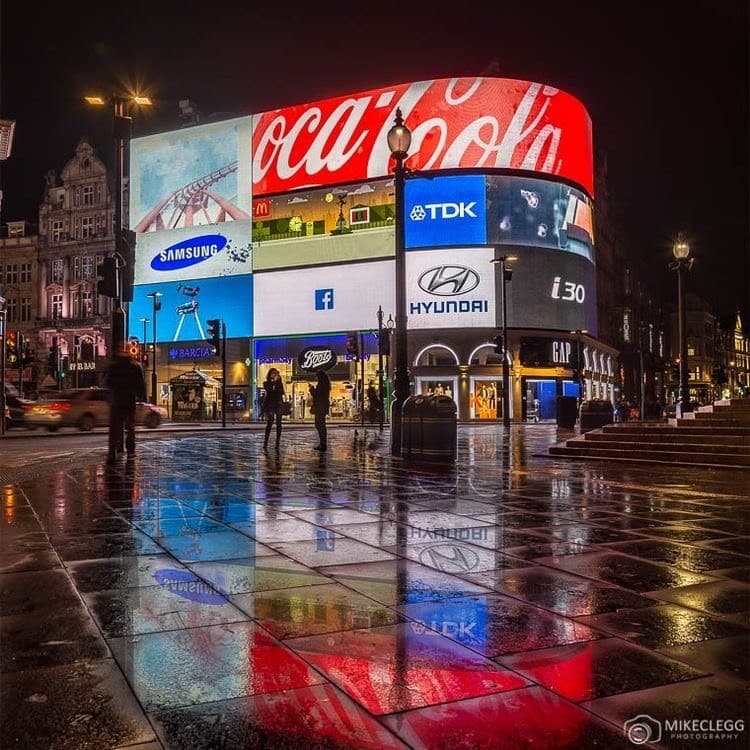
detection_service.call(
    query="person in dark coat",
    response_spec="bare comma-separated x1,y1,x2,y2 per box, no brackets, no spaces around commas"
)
262,367,285,449
309,369,331,451
105,349,147,463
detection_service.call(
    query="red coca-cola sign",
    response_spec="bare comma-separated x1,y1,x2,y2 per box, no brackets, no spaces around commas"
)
252,77,593,197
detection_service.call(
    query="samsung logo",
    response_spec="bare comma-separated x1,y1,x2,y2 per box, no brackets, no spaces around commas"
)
151,234,227,271
153,569,227,605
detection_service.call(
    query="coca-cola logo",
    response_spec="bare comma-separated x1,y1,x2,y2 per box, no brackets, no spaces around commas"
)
252,77,593,197
298,347,336,372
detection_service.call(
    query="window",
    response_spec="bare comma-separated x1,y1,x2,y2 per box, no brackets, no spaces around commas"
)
5,264,18,284
82,255,94,279
6,298,17,323
350,205,370,225
50,293,63,319
51,259,64,284
20,297,31,322
83,185,94,205
19,263,31,283
81,216,94,239
687,344,696,357
73,290,93,318
52,220,64,242
73,256,82,281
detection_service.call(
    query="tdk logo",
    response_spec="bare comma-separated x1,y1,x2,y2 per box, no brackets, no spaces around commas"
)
405,175,487,249
409,202,478,221
151,234,227,271
315,288,334,310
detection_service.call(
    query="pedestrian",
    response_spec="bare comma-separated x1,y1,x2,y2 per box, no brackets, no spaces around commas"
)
262,367,285,449
105,348,147,464
309,369,331,451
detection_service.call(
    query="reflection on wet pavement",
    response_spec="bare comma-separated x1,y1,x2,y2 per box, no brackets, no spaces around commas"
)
1,425,749,748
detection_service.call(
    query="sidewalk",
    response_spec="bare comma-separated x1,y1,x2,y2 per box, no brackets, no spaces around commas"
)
1,425,748,749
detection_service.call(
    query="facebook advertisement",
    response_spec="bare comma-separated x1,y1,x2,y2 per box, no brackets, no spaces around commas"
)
128,274,253,343
253,260,395,337
133,220,253,286
404,174,487,249
130,116,253,234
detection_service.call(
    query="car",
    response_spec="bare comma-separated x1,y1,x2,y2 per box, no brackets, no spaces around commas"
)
5,393,36,429
24,387,166,431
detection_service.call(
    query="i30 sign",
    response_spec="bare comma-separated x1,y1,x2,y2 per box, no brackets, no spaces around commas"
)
252,77,594,197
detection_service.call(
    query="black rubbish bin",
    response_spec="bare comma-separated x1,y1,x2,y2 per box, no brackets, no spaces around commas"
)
402,394,457,463
556,395,578,429
579,400,615,431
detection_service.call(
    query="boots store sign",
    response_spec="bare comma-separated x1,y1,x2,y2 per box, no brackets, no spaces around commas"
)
252,77,594,197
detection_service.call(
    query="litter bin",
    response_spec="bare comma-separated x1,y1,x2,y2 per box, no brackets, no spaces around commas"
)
579,400,615,431
402,394,457,462
556,395,578,429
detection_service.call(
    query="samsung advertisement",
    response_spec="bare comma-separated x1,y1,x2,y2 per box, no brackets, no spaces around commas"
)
129,274,253,343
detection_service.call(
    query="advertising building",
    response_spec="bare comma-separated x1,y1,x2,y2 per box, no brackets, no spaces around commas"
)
129,77,617,421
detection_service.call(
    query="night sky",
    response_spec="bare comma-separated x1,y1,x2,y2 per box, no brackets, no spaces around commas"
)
1,1,747,324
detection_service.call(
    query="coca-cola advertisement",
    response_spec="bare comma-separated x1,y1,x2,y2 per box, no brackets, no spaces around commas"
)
252,77,593,197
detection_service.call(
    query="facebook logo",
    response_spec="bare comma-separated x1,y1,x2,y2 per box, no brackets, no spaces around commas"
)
314,288,334,310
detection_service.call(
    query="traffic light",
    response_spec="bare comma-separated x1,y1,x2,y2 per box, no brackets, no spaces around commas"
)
5,330,18,364
378,328,390,356
96,256,118,298
120,229,137,302
493,334,504,355
346,331,360,360
207,319,221,350
128,338,140,359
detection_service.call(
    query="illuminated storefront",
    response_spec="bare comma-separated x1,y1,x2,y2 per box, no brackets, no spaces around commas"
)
129,76,614,421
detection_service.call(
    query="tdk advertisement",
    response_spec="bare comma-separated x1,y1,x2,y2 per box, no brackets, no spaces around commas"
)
404,174,487,249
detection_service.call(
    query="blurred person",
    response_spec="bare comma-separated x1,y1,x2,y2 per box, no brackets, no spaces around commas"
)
105,349,147,464
262,367,285,450
309,369,331,451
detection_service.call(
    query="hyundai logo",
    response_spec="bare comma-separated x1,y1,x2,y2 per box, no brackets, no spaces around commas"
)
418,543,480,573
151,234,227,271
418,265,480,296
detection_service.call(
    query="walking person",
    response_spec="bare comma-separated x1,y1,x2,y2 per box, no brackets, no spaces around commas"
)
262,367,285,450
105,348,147,464
309,369,331,451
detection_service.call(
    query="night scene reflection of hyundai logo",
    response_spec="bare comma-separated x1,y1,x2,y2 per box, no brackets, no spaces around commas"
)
418,265,480,296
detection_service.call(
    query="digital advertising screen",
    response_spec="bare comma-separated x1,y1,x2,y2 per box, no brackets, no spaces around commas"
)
486,175,595,262
504,246,597,334
253,260,395,337
405,247,496,330
133,220,252,286
130,116,253,233
129,274,253,343
252,77,593,196
404,174,487,249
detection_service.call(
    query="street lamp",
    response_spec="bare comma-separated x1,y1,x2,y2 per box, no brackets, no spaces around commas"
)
139,316,150,396
670,236,694,417
570,329,589,407
386,108,412,456
491,253,517,427
146,292,162,405
85,92,152,353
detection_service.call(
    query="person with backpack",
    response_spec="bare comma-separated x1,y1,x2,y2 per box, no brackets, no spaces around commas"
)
309,369,331,451
262,368,285,450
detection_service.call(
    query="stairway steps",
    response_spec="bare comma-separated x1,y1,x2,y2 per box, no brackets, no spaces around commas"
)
603,425,750,436
569,438,750,455
584,432,750,446
549,445,750,468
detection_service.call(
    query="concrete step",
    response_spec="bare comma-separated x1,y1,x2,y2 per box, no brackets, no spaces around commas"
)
603,424,750,436
549,444,750,468
585,431,750,446
715,398,750,408
568,437,750,455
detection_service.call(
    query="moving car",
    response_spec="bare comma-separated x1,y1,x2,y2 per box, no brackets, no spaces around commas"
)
25,388,165,431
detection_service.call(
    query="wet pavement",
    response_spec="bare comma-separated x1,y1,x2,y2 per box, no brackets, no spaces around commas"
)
1,424,748,749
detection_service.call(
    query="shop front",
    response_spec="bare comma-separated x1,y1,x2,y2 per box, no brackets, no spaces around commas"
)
169,369,221,422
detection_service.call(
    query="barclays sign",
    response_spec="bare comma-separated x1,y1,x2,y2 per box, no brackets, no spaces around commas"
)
405,174,487,249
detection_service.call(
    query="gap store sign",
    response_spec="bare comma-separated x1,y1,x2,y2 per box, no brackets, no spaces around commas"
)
405,174,487,249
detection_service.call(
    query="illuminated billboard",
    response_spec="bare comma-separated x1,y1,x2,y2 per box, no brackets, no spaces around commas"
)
252,77,593,197
129,274,253,343
130,116,252,233
253,261,395,337
133,220,252,285
406,248,496,330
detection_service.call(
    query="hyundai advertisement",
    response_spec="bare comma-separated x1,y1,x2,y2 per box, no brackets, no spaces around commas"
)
128,274,253,343
253,260,395,337
130,116,253,234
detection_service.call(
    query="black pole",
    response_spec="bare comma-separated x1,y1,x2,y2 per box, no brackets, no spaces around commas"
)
501,259,511,428
150,299,158,405
578,332,584,407
221,320,227,429
391,154,409,456
0,307,6,436
677,263,689,416
111,99,128,355
377,305,385,432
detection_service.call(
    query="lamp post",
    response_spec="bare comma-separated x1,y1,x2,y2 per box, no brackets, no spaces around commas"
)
570,329,589,407
376,305,386,433
85,93,152,353
386,108,412,456
146,292,162,405
670,236,693,417
139,315,150,396
491,254,517,427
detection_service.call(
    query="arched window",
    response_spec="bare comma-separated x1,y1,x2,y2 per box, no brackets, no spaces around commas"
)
469,344,504,366
414,344,460,367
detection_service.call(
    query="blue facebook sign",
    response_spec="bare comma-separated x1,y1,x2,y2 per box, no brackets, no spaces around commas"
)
404,174,487,249
314,288,334,310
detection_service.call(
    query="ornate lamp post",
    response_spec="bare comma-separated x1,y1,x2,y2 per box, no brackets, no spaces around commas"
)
670,236,693,417
386,108,412,456
491,254,517,427
146,292,162,405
